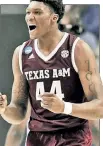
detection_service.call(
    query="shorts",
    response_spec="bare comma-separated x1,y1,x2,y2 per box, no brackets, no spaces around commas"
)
26,124,92,146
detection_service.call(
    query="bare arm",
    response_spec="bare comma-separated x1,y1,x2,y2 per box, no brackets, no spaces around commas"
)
1,46,29,124
71,39,103,120
5,101,31,146
4,124,26,146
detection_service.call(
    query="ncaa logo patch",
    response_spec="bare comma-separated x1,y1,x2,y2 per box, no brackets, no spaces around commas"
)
61,50,69,58
24,46,32,54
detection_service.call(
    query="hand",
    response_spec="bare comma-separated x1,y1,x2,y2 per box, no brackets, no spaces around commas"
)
0,93,7,115
40,93,64,114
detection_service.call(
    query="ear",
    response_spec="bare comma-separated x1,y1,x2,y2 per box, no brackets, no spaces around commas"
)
52,14,59,22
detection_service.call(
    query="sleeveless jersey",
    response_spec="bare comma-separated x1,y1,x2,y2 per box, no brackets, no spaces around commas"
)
20,32,88,132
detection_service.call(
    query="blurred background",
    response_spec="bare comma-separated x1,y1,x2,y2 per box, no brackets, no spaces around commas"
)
0,4,100,146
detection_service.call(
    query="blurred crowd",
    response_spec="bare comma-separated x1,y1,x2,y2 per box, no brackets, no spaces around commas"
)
59,5,99,67
59,5,100,146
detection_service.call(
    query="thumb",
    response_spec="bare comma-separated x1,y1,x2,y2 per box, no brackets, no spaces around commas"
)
0,93,7,100
2,95,7,100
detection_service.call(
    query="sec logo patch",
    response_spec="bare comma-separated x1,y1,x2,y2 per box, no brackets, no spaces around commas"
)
61,50,69,58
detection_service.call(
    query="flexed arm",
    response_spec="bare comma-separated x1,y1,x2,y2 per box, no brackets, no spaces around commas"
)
0,46,29,124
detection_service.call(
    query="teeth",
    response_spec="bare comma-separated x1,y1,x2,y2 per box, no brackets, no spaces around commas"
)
29,25,36,31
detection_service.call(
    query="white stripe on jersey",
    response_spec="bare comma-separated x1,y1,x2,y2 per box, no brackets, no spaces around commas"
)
71,37,80,73
19,42,26,74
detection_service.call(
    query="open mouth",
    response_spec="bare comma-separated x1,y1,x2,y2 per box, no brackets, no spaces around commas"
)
29,25,36,31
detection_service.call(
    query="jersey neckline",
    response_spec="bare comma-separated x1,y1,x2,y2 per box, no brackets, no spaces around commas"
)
34,32,69,62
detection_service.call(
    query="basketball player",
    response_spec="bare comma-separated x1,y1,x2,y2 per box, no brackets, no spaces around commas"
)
0,0,103,146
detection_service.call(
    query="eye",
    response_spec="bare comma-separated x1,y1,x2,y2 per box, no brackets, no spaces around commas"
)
34,11,42,15
26,11,30,15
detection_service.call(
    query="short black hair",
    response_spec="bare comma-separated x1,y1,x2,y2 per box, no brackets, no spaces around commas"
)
30,0,64,22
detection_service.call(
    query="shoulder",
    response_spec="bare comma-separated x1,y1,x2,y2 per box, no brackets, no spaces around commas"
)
74,39,96,71
14,45,21,56
12,42,27,71
13,41,27,59
14,42,27,55
75,39,95,61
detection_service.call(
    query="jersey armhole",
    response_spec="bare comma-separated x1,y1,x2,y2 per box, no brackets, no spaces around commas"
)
71,37,80,73
19,42,26,74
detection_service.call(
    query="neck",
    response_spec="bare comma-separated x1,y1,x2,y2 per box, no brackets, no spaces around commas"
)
37,29,65,52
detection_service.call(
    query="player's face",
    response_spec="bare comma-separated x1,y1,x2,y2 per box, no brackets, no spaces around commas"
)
25,1,57,39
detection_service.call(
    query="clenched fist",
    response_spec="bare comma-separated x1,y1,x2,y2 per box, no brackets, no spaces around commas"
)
40,93,64,114
0,93,7,115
